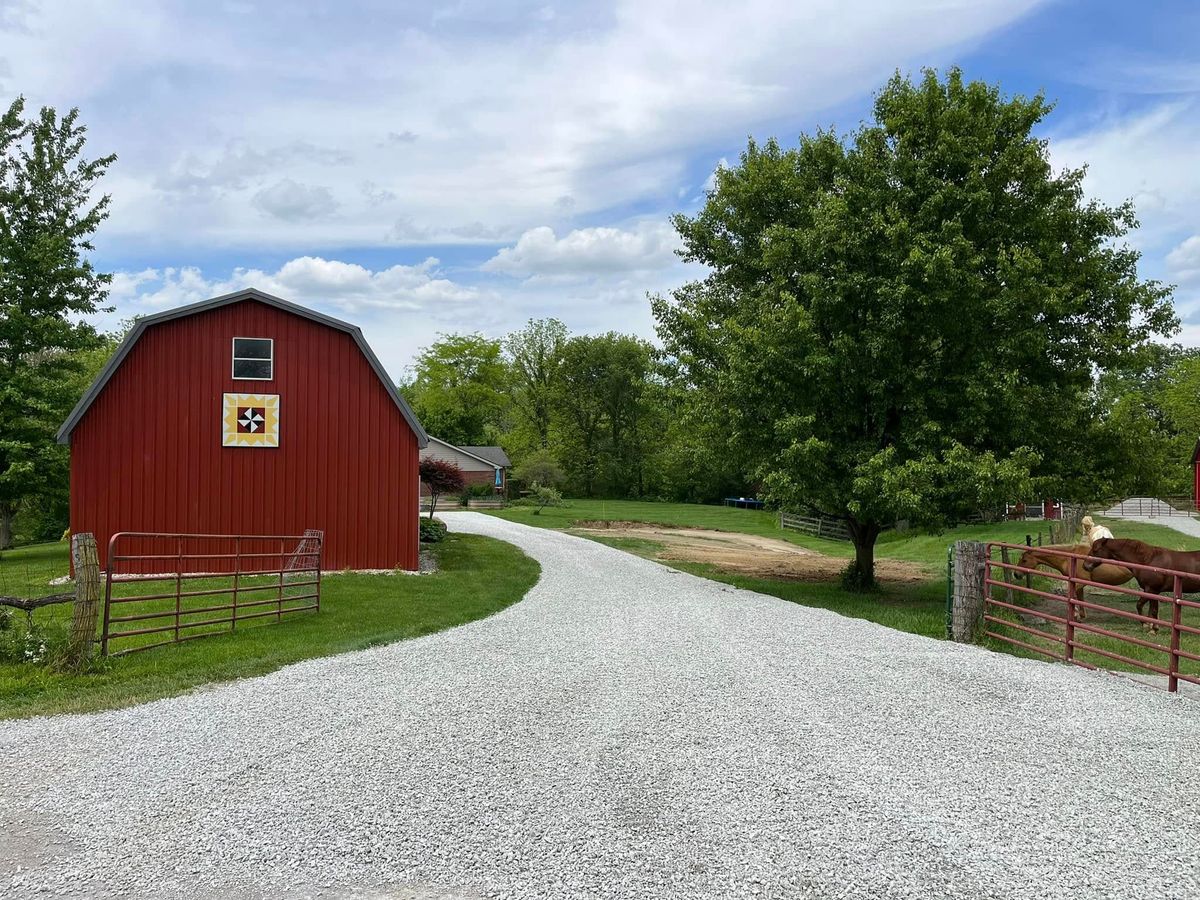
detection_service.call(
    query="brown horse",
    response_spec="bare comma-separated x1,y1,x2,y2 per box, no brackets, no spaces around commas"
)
1018,544,1135,622
1085,537,1200,633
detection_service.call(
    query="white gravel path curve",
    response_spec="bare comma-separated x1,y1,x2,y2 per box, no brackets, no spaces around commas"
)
2,512,1199,900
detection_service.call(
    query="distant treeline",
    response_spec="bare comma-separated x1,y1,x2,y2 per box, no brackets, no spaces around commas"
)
398,320,749,502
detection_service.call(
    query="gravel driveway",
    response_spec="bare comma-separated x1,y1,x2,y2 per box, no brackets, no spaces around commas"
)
2,513,1198,900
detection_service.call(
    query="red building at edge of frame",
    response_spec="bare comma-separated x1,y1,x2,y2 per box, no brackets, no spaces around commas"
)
57,289,429,571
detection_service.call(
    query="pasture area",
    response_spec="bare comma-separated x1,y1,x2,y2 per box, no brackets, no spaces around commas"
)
489,500,1200,674
0,533,539,719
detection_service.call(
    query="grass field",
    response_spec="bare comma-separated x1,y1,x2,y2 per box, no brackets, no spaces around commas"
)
490,499,1200,569
492,499,1200,678
0,533,539,719
490,500,852,557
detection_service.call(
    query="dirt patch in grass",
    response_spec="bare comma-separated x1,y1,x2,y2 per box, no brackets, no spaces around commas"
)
572,522,929,585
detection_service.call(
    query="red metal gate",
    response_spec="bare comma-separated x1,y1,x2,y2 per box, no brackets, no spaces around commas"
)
984,542,1200,693
102,531,323,656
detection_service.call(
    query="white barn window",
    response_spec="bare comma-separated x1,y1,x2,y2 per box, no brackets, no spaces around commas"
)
232,338,273,380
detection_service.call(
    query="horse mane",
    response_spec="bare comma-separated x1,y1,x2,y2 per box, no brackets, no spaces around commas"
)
1021,543,1088,557
1097,537,1156,564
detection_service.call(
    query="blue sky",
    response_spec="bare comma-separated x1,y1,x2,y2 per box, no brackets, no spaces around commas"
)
2,0,1198,376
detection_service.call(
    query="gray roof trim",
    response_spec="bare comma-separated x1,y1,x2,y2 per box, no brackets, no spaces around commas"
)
460,446,511,467
57,288,429,447
425,436,502,470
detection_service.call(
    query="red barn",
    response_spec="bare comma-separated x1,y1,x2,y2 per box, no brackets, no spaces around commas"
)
57,288,428,571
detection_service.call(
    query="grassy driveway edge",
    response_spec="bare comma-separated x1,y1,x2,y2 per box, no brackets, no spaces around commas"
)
0,533,539,720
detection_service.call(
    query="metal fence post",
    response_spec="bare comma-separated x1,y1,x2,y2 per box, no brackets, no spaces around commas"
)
174,536,182,644
1170,574,1182,693
945,545,955,639
1000,546,1015,608
100,534,117,657
951,540,987,642
1064,556,1076,662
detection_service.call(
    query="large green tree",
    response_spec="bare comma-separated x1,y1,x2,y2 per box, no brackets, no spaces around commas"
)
552,332,661,497
654,69,1175,587
504,317,567,455
0,99,114,548
403,333,511,446
1086,344,1193,499
553,335,608,497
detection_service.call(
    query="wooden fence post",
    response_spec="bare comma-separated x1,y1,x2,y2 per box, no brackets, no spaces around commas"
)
62,533,101,671
951,540,987,642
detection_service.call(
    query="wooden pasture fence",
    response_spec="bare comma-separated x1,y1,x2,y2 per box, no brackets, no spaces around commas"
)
779,511,851,542
0,533,103,670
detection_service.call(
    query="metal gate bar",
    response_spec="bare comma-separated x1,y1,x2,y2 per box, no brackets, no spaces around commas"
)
102,531,323,656
984,541,1200,693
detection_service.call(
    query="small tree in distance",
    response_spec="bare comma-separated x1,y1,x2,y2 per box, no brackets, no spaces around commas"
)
513,450,565,491
419,458,465,518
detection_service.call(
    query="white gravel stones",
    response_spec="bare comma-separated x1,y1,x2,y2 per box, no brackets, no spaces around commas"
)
2,512,1199,899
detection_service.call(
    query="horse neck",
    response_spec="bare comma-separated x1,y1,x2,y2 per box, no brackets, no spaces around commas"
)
1023,550,1069,573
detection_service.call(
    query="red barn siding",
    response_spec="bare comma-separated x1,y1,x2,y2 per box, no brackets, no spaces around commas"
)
69,299,419,571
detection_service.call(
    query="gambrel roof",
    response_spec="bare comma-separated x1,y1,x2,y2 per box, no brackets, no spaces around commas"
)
57,288,428,447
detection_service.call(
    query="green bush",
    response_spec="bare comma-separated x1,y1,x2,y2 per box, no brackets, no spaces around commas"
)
529,484,564,515
419,517,448,544
0,610,67,666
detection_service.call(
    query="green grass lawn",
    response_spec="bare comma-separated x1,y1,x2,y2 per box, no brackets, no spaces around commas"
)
0,540,70,598
0,533,539,720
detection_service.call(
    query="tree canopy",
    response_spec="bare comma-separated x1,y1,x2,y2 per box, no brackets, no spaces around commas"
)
0,98,115,548
419,458,465,518
403,333,511,446
653,68,1177,587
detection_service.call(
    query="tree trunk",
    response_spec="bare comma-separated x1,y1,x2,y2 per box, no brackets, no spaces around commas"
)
0,504,13,550
846,518,881,591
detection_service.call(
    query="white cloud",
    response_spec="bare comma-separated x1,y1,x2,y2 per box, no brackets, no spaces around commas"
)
483,221,682,277
1048,100,1200,347
0,0,1048,250
103,248,697,375
253,180,339,221
1050,102,1200,248
703,157,729,193
1167,235,1200,285
110,256,481,316
157,141,351,194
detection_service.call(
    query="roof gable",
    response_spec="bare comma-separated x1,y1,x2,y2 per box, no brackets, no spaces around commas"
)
460,446,511,467
57,288,428,446
423,436,502,470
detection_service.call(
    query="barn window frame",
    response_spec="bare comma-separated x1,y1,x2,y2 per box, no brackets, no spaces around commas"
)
231,337,274,380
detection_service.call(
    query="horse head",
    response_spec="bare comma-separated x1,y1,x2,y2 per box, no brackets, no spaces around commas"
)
1083,537,1115,572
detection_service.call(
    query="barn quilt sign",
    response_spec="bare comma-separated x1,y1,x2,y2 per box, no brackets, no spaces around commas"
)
222,393,280,447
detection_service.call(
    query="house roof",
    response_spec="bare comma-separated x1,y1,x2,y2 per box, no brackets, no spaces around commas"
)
425,436,503,470
460,446,511,468
57,288,429,447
